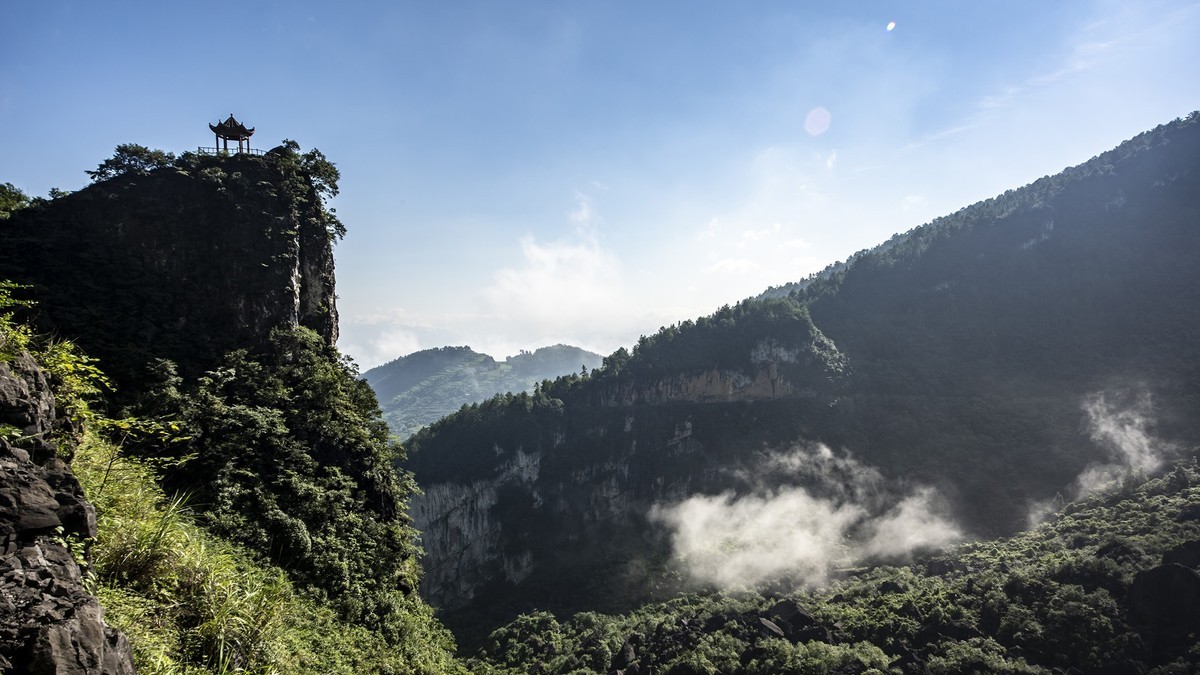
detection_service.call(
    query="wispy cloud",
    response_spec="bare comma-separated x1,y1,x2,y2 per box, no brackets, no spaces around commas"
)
569,189,600,226
704,258,759,275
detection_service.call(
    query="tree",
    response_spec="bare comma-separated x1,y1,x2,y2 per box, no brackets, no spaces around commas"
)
86,143,176,182
277,139,346,239
0,182,29,219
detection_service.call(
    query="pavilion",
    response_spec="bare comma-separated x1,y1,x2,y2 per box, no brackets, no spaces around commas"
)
209,114,255,154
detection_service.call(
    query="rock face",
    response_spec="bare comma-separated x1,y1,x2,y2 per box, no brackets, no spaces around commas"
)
0,149,339,391
0,352,135,674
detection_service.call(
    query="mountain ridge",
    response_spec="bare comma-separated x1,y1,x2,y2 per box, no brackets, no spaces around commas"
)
406,112,1200,644
363,343,603,439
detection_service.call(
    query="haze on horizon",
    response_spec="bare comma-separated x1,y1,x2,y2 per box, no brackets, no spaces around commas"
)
2,1,1198,368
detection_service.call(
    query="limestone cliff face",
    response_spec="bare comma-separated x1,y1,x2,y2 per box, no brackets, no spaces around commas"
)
0,352,134,674
0,149,339,388
411,450,542,609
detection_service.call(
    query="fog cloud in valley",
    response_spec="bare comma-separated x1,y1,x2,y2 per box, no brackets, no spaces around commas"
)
649,444,962,589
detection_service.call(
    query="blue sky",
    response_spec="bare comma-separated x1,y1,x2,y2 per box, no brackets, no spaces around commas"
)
3,1,1198,367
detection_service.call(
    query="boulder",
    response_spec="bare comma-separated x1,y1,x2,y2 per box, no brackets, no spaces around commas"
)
1128,563,1200,662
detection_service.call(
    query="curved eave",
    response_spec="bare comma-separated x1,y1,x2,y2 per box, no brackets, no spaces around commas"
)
209,123,255,140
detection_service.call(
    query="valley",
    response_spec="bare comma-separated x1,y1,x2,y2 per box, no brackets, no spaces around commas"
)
1,113,1198,674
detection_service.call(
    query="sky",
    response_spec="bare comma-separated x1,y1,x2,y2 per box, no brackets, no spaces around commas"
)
3,1,1198,368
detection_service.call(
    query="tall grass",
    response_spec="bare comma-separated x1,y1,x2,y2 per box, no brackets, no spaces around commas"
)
74,433,462,674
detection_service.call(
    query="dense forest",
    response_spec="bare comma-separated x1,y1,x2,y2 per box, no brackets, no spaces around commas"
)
471,459,1200,673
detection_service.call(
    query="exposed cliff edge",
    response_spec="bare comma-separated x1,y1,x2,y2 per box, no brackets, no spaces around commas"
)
0,147,339,391
0,351,134,674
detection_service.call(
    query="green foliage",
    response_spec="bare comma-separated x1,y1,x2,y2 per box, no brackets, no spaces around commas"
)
37,338,111,436
75,433,465,674
273,139,345,240
130,327,435,644
1,285,463,671
86,143,177,182
0,182,29,219
0,280,33,359
1,279,110,446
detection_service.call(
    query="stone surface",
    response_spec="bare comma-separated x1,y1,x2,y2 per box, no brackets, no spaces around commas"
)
0,352,134,674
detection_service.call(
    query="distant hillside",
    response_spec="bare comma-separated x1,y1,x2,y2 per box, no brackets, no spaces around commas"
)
405,112,1200,643
363,344,603,439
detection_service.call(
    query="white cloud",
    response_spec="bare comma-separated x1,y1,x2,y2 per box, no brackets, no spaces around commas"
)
1029,389,1178,525
651,444,962,589
483,231,623,320
705,258,759,275
569,189,599,225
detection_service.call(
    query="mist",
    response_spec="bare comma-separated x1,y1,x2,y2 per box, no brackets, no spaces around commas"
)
1027,390,1176,526
649,444,962,589
1074,390,1175,498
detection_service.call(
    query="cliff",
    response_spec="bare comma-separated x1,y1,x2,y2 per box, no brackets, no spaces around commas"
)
0,146,466,671
0,147,339,391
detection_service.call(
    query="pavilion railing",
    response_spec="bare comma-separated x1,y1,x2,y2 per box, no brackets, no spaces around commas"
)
196,147,267,157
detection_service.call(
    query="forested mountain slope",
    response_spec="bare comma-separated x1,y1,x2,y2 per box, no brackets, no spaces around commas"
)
363,344,603,439
406,113,1200,644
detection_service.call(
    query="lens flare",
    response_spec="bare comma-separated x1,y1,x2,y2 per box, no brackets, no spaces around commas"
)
886,21,897,31
804,107,831,136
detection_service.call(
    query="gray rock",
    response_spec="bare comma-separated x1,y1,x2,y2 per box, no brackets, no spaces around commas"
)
0,352,135,673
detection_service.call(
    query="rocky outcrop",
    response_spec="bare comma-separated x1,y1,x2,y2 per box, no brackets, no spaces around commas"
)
0,352,134,674
0,150,340,391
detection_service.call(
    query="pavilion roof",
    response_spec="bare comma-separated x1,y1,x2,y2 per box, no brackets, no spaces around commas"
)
209,114,255,140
